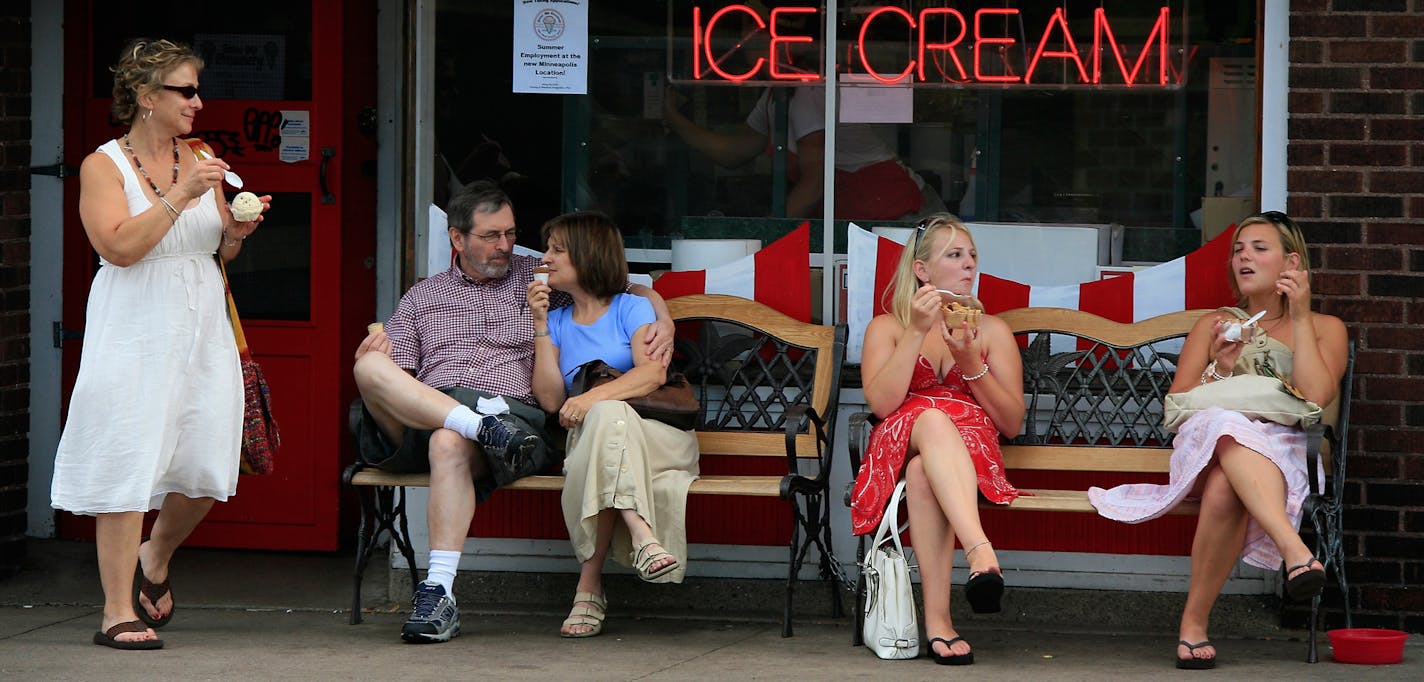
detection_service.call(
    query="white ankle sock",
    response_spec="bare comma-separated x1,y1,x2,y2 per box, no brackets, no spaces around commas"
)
426,550,460,600
443,405,484,441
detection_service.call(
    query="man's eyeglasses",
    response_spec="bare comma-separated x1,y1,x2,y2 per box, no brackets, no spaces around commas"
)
161,84,201,99
468,228,518,244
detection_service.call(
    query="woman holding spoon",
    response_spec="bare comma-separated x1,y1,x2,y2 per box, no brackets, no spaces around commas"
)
51,38,270,650
850,213,1025,665
1089,212,1347,669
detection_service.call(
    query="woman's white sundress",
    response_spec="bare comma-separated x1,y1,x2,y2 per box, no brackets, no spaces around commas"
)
51,139,242,514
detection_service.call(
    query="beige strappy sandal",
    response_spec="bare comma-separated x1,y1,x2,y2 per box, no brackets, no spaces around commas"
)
560,591,607,638
631,538,679,581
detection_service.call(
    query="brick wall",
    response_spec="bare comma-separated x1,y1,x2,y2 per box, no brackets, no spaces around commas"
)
0,6,30,577
1289,1,1424,633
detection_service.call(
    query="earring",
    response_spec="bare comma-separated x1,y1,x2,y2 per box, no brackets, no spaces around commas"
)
142,108,152,121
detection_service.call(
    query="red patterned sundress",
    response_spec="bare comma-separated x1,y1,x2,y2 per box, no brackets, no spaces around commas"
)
851,355,1022,535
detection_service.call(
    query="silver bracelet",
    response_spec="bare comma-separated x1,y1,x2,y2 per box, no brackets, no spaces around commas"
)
159,196,181,221
1201,360,1233,384
962,362,990,382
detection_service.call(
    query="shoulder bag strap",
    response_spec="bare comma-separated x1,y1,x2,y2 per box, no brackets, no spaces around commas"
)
215,255,250,356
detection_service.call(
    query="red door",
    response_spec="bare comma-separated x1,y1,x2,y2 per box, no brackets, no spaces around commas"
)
58,0,376,550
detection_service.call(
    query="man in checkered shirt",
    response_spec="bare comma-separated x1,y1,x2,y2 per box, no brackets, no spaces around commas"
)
351,181,673,643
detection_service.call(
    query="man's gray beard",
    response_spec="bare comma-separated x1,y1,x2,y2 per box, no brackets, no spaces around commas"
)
470,255,510,280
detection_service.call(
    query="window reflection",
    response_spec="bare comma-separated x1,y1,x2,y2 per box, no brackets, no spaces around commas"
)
227,192,311,321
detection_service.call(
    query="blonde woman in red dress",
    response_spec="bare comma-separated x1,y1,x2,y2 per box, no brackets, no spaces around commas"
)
851,214,1024,665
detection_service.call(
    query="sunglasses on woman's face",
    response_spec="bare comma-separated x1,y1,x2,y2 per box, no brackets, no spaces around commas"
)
161,84,201,99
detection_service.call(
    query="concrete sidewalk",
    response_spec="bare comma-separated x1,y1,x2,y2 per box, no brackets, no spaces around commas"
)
0,540,1417,680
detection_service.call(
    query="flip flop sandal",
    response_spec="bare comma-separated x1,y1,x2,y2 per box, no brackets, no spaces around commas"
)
1175,639,1216,669
93,620,163,650
1284,559,1326,601
631,538,679,582
133,565,175,629
928,636,975,666
964,571,1004,614
560,591,607,638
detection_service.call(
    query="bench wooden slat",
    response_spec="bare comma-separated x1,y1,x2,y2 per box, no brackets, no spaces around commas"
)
697,431,818,458
1001,445,1172,473
996,488,1200,515
999,307,1204,346
667,294,839,421
351,470,784,497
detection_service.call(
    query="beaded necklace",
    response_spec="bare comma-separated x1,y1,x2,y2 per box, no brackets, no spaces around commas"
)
121,134,179,197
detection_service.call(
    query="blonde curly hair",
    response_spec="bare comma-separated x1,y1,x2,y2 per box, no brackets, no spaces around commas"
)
110,38,204,125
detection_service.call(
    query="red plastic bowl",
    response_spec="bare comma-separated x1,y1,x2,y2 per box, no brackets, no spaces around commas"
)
1326,628,1407,665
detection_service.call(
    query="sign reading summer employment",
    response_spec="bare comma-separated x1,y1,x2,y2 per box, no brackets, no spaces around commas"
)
513,0,589,94
677,2,1185,88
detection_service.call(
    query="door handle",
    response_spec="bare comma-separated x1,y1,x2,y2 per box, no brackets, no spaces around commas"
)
53,321,83,348
319,147,336,204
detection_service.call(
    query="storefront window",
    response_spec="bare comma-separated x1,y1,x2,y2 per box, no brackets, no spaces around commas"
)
430,1,1258,260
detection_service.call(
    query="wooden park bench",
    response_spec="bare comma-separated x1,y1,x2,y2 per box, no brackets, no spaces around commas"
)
847,307,1354,662
343,294,847,637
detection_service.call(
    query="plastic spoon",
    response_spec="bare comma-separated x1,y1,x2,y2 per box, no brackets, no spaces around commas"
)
935,289,971,298
1224,310,1267,343
193,147,244,188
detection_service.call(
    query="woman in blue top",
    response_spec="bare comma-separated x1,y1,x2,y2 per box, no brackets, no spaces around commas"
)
527,211,700,638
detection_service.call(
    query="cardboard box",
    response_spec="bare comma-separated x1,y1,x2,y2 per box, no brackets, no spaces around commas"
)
1201,197,1256,244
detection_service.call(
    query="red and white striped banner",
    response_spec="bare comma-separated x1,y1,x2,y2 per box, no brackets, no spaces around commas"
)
846,223,1237,363
653,223,812,322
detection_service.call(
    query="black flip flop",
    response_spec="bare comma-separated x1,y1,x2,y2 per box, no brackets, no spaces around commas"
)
1175,639,1215,669
928,636,975,665
93,620,163,650
964,571,1004,614
1284,559,1325,601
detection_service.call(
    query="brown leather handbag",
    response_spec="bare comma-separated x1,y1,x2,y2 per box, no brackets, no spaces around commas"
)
569,360,700,430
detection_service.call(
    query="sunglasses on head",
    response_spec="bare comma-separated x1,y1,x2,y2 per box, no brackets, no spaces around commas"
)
1256,210,1294,226
161,84,200,99
911,216,932,255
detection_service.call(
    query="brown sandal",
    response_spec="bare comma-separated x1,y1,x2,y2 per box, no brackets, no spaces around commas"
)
133,565,174,628
93,620,163,650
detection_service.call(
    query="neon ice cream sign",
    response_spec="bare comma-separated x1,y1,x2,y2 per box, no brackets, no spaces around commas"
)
689,4,1181,87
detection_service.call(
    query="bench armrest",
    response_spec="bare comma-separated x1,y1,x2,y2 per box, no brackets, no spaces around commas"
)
780,405,832,499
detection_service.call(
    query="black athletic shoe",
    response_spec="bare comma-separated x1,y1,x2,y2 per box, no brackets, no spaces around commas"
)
475,414,541,471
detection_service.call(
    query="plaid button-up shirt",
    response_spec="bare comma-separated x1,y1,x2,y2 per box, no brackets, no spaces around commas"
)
386,255,569,407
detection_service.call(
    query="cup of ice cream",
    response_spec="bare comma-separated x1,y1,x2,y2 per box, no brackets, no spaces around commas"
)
230,191,263,222
533,265,550,285
367,322,384,335
941,301,982,329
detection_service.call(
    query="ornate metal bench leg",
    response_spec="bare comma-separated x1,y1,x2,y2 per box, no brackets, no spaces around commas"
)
350,484,375,625
819,493,844,619
1308,593,1320,663
392,486,419,598
851,534,866,647
783,517,799,638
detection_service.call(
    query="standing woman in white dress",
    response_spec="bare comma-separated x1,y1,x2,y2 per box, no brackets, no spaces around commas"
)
51,38,269,650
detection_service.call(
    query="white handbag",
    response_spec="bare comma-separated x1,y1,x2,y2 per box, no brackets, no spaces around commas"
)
862,479,918,660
